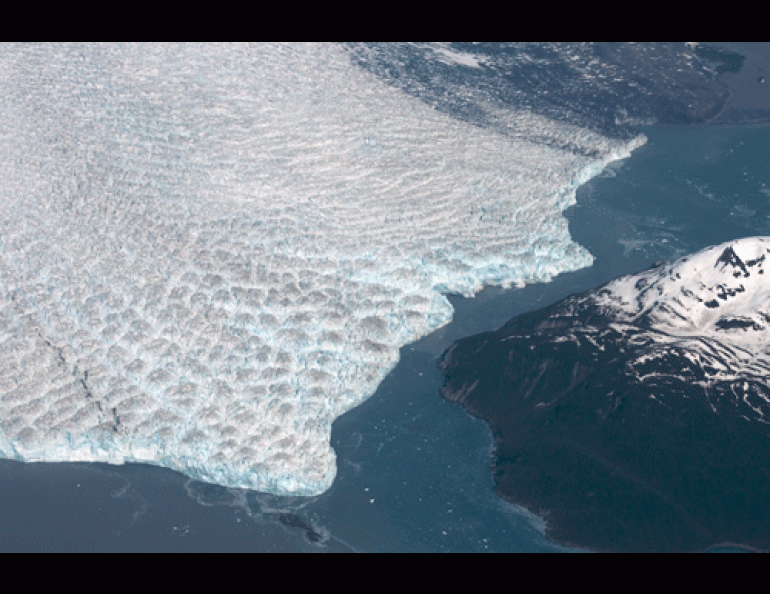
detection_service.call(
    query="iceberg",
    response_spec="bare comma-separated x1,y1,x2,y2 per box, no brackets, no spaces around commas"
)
0,43,645,495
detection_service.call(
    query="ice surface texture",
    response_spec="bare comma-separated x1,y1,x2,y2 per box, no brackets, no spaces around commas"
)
0,43,643,495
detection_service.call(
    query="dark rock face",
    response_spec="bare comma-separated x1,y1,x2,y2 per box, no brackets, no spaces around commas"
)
439,250,770,553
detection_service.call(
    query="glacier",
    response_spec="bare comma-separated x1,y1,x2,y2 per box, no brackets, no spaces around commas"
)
0,43,645,495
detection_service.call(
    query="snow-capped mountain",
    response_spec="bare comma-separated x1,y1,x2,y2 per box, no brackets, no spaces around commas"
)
439,237,770,552
561,237,770,424
463,237,770,424
595,237,770,354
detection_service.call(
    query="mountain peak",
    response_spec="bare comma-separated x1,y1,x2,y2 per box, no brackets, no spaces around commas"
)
716,246,750,277
594,237,770,354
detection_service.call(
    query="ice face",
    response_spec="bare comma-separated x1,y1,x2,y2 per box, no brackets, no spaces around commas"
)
0,43,644,495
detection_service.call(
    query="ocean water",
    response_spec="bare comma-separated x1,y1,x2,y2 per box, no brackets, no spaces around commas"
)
1,43,769,551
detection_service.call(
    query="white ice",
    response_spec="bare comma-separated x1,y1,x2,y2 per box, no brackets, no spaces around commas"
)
0,43,644,495
423,42,488,69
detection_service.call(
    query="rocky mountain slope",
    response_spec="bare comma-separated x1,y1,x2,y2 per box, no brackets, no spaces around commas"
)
439,238,770,552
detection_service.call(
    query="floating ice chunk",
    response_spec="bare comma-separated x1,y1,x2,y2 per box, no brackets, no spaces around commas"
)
0,42,644,495
424,42,488,69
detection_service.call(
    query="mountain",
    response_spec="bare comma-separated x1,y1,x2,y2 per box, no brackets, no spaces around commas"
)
439,237,770,552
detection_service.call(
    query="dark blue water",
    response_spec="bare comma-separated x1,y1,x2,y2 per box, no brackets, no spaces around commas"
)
3,121,768,552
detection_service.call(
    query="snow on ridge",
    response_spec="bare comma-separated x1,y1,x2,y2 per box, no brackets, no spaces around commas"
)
595,237,770,355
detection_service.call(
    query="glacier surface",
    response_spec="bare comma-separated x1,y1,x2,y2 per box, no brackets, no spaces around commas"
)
0,43,644,495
